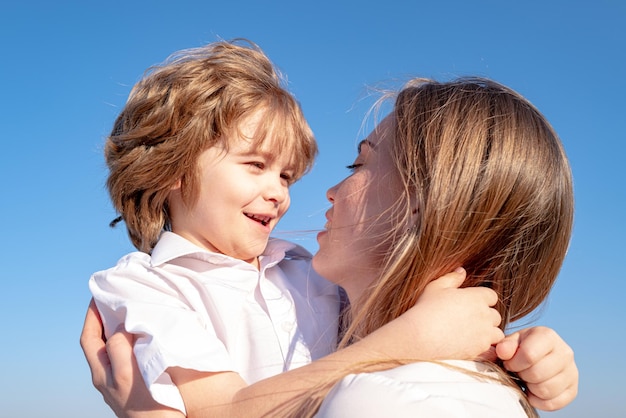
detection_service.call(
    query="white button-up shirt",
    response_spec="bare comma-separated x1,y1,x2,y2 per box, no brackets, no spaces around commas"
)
90,232,340,413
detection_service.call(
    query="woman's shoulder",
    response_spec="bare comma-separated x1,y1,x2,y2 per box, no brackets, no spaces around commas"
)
316,361,527,418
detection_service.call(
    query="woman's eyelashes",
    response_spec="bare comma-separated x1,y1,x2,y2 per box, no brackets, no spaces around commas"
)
346,162,363,172
347,147,368,172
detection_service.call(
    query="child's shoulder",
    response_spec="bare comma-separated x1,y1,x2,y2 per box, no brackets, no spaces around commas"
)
116,251,152,267
91,251,153,282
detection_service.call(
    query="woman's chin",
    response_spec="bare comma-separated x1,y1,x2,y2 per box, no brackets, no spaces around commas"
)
312,253,333,280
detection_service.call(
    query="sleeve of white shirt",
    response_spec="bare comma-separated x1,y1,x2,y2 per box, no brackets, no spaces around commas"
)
315,362,528,418
89,252,234,414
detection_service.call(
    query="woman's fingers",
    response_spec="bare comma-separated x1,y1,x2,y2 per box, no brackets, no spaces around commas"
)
80,299,110,388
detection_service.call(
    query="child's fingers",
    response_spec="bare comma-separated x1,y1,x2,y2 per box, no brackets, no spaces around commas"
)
426,267,467,290
504,327,556,373
490,305,502,327
495,331,521,362
491,326,505,345
463,285,499,308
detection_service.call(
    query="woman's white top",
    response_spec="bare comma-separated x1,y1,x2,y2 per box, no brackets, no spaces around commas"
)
316,360,528,417
90,232,340,413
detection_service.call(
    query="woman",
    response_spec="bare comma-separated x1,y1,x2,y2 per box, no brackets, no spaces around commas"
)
297,77,575,416
81,77,578,417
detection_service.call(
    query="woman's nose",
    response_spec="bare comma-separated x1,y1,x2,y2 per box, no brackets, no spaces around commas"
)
326,182,339,203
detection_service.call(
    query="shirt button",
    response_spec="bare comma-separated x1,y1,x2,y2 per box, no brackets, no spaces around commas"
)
281,321,294,332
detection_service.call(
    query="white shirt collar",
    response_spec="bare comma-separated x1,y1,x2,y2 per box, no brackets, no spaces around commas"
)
150,231,312,269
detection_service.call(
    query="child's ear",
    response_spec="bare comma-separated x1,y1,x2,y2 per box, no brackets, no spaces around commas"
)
170,179,182,190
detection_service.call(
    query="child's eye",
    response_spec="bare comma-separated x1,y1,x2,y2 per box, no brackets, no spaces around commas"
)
248,161,265,170
280,171,297,186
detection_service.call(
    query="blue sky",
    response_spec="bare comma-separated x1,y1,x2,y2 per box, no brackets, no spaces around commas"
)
1,1,624,417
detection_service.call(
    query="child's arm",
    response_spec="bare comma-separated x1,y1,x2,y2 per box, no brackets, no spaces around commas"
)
82,268,500,417
82,271,576,417
165,269,503,417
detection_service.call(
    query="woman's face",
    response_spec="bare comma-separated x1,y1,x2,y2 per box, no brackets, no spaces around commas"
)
313,116,405,302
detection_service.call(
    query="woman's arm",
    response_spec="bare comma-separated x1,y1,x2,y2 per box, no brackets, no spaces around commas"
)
80,300,184,418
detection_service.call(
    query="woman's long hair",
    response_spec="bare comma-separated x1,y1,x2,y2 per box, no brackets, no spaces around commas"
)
351,77,573,336
282,78,574,417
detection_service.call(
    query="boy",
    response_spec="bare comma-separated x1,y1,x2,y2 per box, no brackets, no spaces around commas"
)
91,40,343,413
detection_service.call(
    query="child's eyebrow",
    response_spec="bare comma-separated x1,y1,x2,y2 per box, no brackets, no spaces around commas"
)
234,145,271,157
240,149,276,161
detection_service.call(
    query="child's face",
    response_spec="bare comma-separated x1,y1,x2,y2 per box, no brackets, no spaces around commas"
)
168,111,294,267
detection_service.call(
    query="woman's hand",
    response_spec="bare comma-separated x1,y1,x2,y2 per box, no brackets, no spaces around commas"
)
79,299,183,418
496,326,578,411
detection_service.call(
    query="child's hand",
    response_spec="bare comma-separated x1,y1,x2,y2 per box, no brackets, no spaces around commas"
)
496,326,578,411
397,268,504,360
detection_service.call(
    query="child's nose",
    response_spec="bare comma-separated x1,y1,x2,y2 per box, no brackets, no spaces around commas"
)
265,176,288,205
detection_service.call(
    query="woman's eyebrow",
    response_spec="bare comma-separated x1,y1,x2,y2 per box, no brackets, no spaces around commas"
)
357,139,376,153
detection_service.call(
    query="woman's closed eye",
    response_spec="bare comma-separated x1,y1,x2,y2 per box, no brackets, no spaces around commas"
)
346,163,363,172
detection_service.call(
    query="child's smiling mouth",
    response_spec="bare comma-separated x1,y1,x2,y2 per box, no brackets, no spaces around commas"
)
244,213,272,226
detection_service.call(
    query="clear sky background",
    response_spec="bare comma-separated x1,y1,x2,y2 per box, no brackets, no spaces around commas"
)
1,1,624,417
